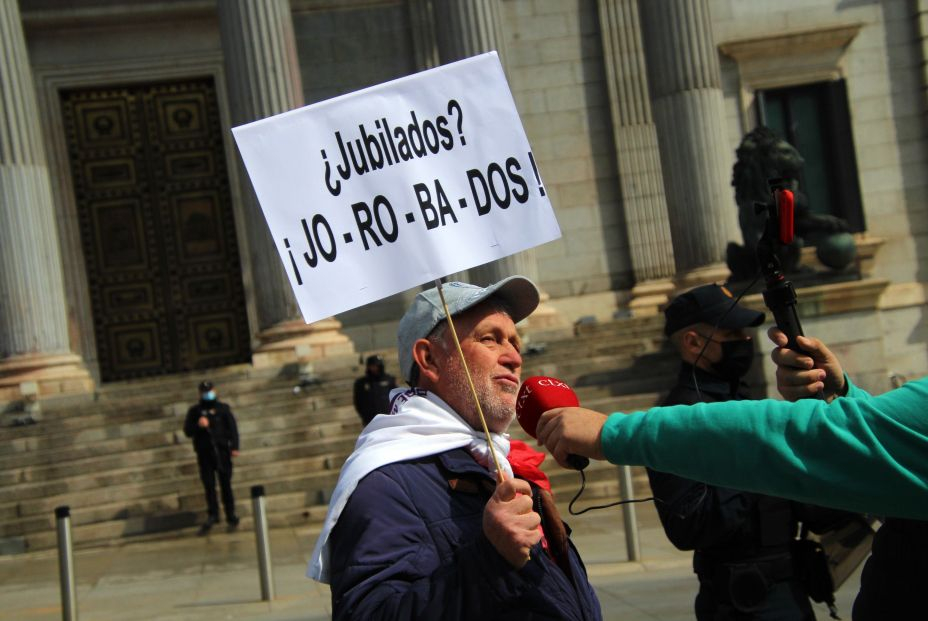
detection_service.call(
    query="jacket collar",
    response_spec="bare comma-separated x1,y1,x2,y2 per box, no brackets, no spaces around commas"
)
437,446,493,479
677,362,743,400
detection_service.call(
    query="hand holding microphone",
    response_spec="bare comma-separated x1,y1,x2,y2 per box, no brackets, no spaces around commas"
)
516,377,594,470
535,407,608,469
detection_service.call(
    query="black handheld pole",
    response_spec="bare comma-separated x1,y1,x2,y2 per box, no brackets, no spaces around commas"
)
757,179,824,400
757,179,808,354
761,269,805,353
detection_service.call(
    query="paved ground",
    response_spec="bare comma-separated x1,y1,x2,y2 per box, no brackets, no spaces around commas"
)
0,498,862,620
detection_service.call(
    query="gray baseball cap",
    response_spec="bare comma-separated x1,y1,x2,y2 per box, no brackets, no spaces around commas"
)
397,276,540,383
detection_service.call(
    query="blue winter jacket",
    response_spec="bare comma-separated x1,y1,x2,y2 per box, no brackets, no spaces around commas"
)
329,447,602,620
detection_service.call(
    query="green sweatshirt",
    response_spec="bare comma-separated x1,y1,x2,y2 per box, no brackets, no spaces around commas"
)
601,376,928,519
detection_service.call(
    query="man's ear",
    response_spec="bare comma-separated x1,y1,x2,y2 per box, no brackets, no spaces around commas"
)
680,329,704,358
411,338,441,386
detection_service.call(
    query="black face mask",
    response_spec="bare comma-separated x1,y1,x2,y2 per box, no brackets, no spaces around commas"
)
712,338,755,381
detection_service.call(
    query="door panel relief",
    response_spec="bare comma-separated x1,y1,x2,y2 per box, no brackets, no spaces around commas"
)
61,78,250,381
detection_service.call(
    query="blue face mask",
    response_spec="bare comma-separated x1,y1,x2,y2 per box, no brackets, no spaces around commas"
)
203,390,217,402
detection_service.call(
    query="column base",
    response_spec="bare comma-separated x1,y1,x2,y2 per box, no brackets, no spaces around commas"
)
628,279,675,317
0,352,95,408
252,318,356,368
522,294,572,340
673,262,732,294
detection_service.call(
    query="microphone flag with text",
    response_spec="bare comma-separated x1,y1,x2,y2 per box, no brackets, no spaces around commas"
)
516,376,589,471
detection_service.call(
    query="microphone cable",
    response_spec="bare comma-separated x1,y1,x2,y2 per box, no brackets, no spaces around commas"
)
568,467,662,516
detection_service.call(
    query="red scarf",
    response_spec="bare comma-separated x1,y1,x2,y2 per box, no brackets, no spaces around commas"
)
507,439,551,491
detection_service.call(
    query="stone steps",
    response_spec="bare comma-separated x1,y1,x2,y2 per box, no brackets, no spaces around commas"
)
0,422,361,517
0,371,355,443
0,315,672,554
0,392,358,458
1,455,350,542
0,395,362,471
0,431,362,505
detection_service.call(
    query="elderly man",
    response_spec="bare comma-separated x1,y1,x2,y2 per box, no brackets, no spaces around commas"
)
309,276,601,620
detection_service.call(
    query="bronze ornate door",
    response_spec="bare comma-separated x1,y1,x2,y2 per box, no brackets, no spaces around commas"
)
61,78,251,381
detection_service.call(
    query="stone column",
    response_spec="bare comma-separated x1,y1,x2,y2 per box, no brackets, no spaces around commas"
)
218,0,353,366
598,0,676,315
918,0,928,105
423,1,564,331
0,1,93,405
431,0,509,66
639,0,736,288
407,0,440,70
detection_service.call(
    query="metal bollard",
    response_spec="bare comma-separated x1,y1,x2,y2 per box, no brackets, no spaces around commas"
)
55,505,78,621
251,485,275,601
618,465,641,562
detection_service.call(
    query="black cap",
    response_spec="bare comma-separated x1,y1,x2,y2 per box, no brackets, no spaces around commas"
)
198,380,213,393
365,355,384,366
663,284,765,336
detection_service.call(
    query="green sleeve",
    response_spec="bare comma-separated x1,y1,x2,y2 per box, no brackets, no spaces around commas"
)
600,376,928,519
844,375,870,400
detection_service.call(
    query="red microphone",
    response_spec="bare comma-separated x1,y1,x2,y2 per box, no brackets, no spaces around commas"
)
776,187,795,245
516,376,589,470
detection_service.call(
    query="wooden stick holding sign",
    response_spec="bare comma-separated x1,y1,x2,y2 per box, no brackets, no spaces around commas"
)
434,278,506,479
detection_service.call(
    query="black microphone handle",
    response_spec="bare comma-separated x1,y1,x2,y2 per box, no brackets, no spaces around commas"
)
763,279,826,400
762,280,806,353
566,454,589,471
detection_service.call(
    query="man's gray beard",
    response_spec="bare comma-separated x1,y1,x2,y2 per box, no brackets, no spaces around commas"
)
444,361,515,432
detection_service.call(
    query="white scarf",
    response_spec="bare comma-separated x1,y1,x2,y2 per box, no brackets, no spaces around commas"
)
307,388,512,583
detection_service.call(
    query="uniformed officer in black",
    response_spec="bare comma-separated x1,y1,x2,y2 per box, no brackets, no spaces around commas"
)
184,380,240,532
649,285,845,620
352,355,397,426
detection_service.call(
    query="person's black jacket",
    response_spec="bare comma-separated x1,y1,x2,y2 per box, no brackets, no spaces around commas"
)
184,399,239,458
853,517,928,619
648,365,797,564
647,364,851,617
353,370,396,426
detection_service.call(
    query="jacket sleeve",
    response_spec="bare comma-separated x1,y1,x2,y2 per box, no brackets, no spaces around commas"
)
183,406,198,438
329,469,547,621
646,468,752,551
600,376,928,519
226,405,239,451
352,377,364,414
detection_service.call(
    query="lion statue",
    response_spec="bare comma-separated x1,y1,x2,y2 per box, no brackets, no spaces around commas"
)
727,126,852,281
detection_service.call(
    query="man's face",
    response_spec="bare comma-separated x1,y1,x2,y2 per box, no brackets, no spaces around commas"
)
433,306,523,433
688,324,750,367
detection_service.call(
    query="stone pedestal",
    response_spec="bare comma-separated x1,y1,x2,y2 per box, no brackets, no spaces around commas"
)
628,279,676,317
672,263,733,295
0,354,95,406
252,319,355,368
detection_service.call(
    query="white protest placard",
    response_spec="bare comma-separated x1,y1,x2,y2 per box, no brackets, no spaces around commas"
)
232,52,560,323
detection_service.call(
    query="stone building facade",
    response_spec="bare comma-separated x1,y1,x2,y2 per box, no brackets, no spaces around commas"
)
2,0,925,404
